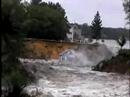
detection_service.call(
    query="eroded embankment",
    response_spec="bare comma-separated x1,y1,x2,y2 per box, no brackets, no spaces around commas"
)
21,39,114,61
22,39,77,59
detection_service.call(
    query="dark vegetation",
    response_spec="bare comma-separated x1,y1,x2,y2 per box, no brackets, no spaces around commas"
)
123,0,130,25
90,11,102,40
1,0,37,96
1,0,68,96
92,49,130,74
25,1,69,40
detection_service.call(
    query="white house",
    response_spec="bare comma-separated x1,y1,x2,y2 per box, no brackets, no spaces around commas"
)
67,24,83,42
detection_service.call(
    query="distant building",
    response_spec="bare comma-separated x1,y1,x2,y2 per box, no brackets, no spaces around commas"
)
67,24,84,43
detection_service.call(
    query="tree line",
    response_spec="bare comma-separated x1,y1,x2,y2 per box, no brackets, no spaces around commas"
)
25,0,69,40
79,24,129,40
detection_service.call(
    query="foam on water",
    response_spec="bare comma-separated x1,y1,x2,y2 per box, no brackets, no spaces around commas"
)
21,41,130,97
58,44,114,68
23,63,129,97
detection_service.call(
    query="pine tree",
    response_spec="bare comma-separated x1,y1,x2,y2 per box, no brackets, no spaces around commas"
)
123,0,130,41
1,0,32,96
90,11,102,41
123,0,130,25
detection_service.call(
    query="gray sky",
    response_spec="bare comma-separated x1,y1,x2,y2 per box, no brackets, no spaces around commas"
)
44,0,126,28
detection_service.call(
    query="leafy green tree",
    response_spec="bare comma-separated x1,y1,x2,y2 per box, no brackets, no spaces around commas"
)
90,11,102,41
1,0,32,96
47,2,66,17
117,33,126,49
24,1,69,40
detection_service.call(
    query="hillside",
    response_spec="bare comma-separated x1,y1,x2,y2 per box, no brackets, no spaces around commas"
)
101,27,129,40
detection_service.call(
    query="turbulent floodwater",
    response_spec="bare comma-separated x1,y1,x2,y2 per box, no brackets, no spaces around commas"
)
21,41,130,97
22,60,129,97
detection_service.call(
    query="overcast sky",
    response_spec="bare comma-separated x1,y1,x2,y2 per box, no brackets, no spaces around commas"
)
44,0,126,28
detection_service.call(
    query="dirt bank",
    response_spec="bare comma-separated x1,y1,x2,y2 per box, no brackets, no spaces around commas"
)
21,39,78,59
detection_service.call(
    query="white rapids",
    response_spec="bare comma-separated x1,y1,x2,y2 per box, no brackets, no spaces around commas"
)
22,61,129,97
20,42,130,97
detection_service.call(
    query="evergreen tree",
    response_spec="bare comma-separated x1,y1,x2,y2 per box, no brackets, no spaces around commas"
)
1,0,32,96
90,11,102,41
123,0,130,41
123,0,130,25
